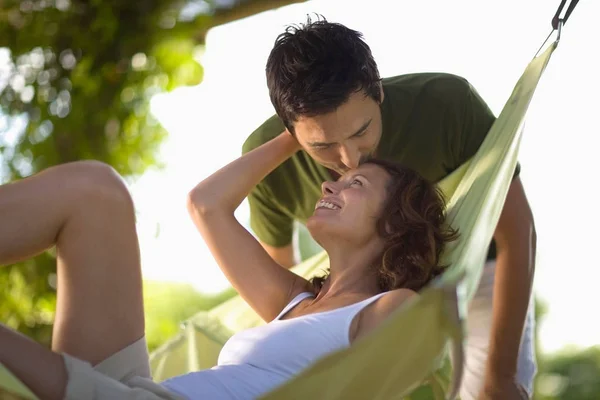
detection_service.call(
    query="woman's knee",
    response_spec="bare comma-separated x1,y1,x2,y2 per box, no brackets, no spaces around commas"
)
59,161,135,216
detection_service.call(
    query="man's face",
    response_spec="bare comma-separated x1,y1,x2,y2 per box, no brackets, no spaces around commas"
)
291,89,384,175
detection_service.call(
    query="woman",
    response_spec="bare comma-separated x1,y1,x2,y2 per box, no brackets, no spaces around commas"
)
0,131,456,399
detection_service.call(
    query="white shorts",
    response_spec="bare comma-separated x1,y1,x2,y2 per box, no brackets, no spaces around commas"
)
460,261,537,400
62,337,183,399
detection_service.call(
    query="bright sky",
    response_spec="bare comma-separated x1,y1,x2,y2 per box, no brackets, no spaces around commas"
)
131,0,599,354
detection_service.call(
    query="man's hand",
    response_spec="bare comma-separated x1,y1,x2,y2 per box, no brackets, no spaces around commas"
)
479,376,529,400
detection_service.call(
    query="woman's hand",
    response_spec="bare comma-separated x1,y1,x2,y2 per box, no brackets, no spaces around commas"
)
189,130,300,215
281,129,302,152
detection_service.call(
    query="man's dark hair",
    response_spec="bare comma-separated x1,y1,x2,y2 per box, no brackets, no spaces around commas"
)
265,15,382,134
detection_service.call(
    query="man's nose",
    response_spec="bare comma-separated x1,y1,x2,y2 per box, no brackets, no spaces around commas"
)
339,145,360,169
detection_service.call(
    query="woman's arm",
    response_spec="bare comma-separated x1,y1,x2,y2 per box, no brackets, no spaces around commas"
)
187,131,311,322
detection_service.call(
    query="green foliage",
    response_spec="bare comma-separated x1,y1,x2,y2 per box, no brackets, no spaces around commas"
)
0,254,56,346
0,0,210,345
143,281,236,353
0,1,206,180
535,347,600,400
532,299,600,399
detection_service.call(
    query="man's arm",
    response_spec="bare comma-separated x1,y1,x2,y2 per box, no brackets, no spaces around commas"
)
482,177,536,398
444,77,535,397
261,242,295,269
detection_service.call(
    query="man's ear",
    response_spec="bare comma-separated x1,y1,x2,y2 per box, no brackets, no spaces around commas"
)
379,82,385,103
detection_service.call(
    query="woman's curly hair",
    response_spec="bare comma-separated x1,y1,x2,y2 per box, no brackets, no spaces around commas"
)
312,158,459,293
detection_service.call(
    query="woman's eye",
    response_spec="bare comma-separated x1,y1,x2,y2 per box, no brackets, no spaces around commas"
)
351,179,363,186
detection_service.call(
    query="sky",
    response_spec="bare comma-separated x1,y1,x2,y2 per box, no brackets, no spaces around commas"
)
127,0,599,354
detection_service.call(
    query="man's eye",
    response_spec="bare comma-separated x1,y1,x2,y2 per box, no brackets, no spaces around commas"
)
351,179,363,186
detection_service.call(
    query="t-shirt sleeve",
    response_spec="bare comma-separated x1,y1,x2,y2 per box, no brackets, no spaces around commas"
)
451,79,521,178
242,116,294,248
247,184,294,247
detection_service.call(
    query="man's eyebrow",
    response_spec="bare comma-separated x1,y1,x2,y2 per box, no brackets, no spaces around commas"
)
351,119,372,137
308,119,373,147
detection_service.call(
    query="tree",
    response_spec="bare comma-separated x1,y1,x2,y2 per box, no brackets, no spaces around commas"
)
0,0,209,345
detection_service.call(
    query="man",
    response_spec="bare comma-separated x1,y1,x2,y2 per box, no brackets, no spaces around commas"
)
242,17,536,400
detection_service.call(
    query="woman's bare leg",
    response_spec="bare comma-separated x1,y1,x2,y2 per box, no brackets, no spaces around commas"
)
0,161,145,397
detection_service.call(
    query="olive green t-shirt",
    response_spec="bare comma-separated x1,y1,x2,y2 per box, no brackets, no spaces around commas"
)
242,73,519,260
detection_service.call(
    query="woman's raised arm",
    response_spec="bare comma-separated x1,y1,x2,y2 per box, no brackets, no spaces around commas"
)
187,132,311,321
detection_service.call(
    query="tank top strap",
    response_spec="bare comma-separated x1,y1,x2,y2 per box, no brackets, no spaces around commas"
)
343,291,390,324
274,292,315,320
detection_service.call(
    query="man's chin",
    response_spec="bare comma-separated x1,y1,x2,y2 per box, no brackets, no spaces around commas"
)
328,169,344,179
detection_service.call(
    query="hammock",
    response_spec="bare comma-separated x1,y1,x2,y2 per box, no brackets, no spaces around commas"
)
0,15,568,400
147,42,557,400
259,42,554,399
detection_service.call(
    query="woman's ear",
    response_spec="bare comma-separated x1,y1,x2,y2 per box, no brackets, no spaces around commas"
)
384,220,393,235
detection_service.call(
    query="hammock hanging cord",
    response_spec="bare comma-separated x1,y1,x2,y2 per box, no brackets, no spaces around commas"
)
536,0,580,57
552,0,580,29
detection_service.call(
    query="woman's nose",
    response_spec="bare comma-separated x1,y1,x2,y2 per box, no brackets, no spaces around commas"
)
321,180,338,195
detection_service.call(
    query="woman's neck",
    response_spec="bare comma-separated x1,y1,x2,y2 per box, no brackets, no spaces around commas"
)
316,245,381,300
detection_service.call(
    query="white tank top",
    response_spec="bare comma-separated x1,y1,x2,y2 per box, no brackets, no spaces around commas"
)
161,291,388,399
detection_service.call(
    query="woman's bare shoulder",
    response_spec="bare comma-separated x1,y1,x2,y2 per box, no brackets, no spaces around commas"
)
353,288,418,341
373,288,418,318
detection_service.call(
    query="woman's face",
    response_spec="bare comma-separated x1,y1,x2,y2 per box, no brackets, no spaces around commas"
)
306,163,391,248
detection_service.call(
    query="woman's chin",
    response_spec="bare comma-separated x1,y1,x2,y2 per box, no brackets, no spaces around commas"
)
306,214,338,239
307,211,336,228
